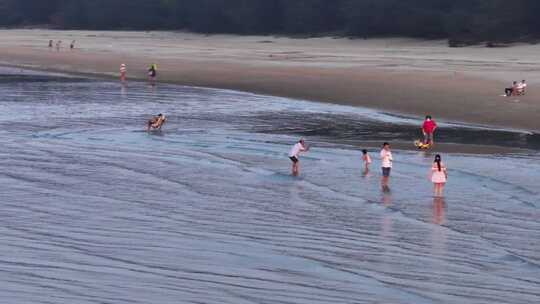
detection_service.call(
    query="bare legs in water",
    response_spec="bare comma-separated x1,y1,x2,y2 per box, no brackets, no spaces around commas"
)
433,183,445,197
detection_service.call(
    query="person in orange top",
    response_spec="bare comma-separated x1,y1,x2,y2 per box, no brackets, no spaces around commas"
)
120,64,127,83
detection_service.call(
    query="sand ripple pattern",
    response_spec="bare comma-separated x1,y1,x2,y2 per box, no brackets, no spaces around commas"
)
0,69,538,303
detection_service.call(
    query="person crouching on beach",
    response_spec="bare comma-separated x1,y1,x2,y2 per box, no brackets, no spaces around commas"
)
422,115,438,145
147,114,166,132
289,138,309,176
380,142,393,190
362,149,372,173
120,64,127,83
431,154,448,197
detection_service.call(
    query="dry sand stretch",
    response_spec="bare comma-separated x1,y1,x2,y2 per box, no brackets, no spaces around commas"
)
0,30,539,133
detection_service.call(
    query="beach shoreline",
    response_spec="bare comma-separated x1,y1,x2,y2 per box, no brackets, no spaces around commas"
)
1,30,539,133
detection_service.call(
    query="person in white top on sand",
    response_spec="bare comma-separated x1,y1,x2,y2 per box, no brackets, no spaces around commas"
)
517,80,527,95
289,138,309,176
380,142,393,191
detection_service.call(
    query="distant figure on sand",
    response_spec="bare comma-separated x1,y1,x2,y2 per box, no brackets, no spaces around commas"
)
120,64,127,83
48,40,53,48
422,115,438,145
431,154,448,197
516,80,527,95
56,40,62,51
147,114,167,132
362,149,372,173
505,81,518,96
148,64,157,84
289,138,309,176
380,143,393,190
70,40,76,50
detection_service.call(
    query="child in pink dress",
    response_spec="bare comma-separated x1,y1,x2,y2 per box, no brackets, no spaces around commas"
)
431,154,448,197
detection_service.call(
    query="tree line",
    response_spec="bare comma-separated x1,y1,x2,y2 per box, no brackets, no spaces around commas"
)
1,0,539,46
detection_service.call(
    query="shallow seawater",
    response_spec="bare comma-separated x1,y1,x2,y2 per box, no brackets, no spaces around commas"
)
0,67,539,304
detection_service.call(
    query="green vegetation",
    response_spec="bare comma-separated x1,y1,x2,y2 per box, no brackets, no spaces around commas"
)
1,0,539,45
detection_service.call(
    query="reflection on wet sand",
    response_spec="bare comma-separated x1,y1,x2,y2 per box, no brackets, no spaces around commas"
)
381,191,393,240
431,197,448,259
120,84,127,98
432,197,446,226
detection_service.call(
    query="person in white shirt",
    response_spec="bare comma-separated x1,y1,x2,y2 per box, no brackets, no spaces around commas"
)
517,80,527,95
380,142,393,190
289,138,309,176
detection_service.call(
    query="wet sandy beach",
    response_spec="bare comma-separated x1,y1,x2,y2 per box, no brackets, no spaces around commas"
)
0,68,539,303
0,30,539,132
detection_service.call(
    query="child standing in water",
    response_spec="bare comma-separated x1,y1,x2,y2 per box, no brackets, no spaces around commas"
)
431,154,448,197
362,149,372,173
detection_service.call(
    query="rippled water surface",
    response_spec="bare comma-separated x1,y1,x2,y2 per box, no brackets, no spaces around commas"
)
0,68,539,304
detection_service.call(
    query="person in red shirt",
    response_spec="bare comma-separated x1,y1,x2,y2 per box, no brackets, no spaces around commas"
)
422,115,438,145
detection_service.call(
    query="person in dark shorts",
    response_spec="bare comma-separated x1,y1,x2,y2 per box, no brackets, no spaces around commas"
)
288,138,309,176
148,64,157,84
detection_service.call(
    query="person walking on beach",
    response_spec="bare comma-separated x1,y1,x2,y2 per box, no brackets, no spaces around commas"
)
148,63,157,84
120,64,127,83
56,40,62,51
422,115,438,145
289,138,309,176
431,154,448,197
362,149,372,173
380,143,393,190
48,40,53,49
70,40,76,50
